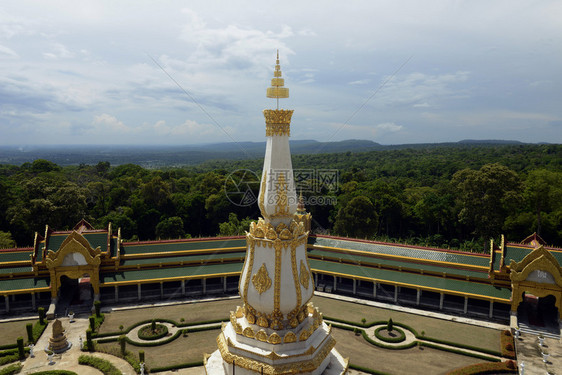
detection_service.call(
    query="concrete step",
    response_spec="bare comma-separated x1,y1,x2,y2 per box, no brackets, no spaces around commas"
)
518,323,560,339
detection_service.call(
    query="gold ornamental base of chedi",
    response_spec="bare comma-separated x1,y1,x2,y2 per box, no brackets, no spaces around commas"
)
204,303,348,375
204,219,348,375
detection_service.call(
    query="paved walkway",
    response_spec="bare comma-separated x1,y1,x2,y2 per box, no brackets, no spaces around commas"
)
514,331,561,375
17,315,137,375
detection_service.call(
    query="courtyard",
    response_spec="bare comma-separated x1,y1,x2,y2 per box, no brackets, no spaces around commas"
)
0,293,526,374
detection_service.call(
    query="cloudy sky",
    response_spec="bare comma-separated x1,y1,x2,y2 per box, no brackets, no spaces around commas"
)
1,1,561,145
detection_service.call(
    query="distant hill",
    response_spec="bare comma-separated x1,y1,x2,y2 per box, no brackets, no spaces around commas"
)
0,139,541,167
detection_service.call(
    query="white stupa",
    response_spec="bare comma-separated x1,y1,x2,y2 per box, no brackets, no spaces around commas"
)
205,52,348,375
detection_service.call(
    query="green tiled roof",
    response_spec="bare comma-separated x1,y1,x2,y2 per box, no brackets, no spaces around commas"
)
308,249,489,280
504,244,562,266
83,232,110,251
122,238,246,255
47,232,109,252
46,234,66,252
100,262,243,284
309,259,511,301
0,277,49,293
0,266,32,275
0,250,33,263
310,236,490,267
120,251,246,266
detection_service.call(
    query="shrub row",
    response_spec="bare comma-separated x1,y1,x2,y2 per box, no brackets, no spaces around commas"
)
361,330,416,350
419,336,502,357
32,320,48,344
0,349,24,366
323,316,386,328
93,317,226,338
93,345,145,374
0,363,22,375
29,371,78,375
446,360,517,375
125,330,182,347
0,319,48,352
182,324,221,333
137,324,168,341
78,354,122,375
420,342,499,362
500,330,516,359
150,360,204,373
374,327,406,343
348,363,392,375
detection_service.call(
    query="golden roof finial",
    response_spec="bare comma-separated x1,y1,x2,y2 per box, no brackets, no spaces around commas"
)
266,50,289,109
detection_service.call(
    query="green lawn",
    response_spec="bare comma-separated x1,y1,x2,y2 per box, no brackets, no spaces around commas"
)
98,298,240,333
312,296,501,352
0,319,36,347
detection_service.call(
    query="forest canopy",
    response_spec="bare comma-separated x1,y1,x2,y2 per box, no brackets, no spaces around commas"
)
0,143,561,252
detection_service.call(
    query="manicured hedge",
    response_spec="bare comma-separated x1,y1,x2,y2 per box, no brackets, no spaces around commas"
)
32,321,48,344
419,336,502,357
361,330,416,350
137,324,168,341
29,371,78,375
420,342,499,362
0,351,21,366
349,363,392,375
93,317,227,338
150,360,204,373
0,363,22,375
324,316,386,328
181,324,221,333
78,354,122,375
93,346,144,374
374,326,406,343
446,360,517,374
125,330,182,347
500,330,516,359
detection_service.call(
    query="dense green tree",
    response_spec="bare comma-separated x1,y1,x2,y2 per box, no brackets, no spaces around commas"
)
452,163,522,240
219,213,253,236
333,195,378,238
0,231,16,248
155,216,185,239
522,170,562,237
1,144,561,248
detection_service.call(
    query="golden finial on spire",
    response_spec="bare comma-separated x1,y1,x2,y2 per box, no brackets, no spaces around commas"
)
266,50,289,109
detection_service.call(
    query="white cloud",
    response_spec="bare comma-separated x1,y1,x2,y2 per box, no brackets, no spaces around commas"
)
91,114,132,134
179,8,295,73
43,43,75,60
153,119,229,140
0,45,18,58
375,122,403,132
349,79,369,85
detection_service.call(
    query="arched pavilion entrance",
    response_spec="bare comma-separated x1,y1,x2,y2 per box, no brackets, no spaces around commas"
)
510,246,562,336
45,231,101,318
